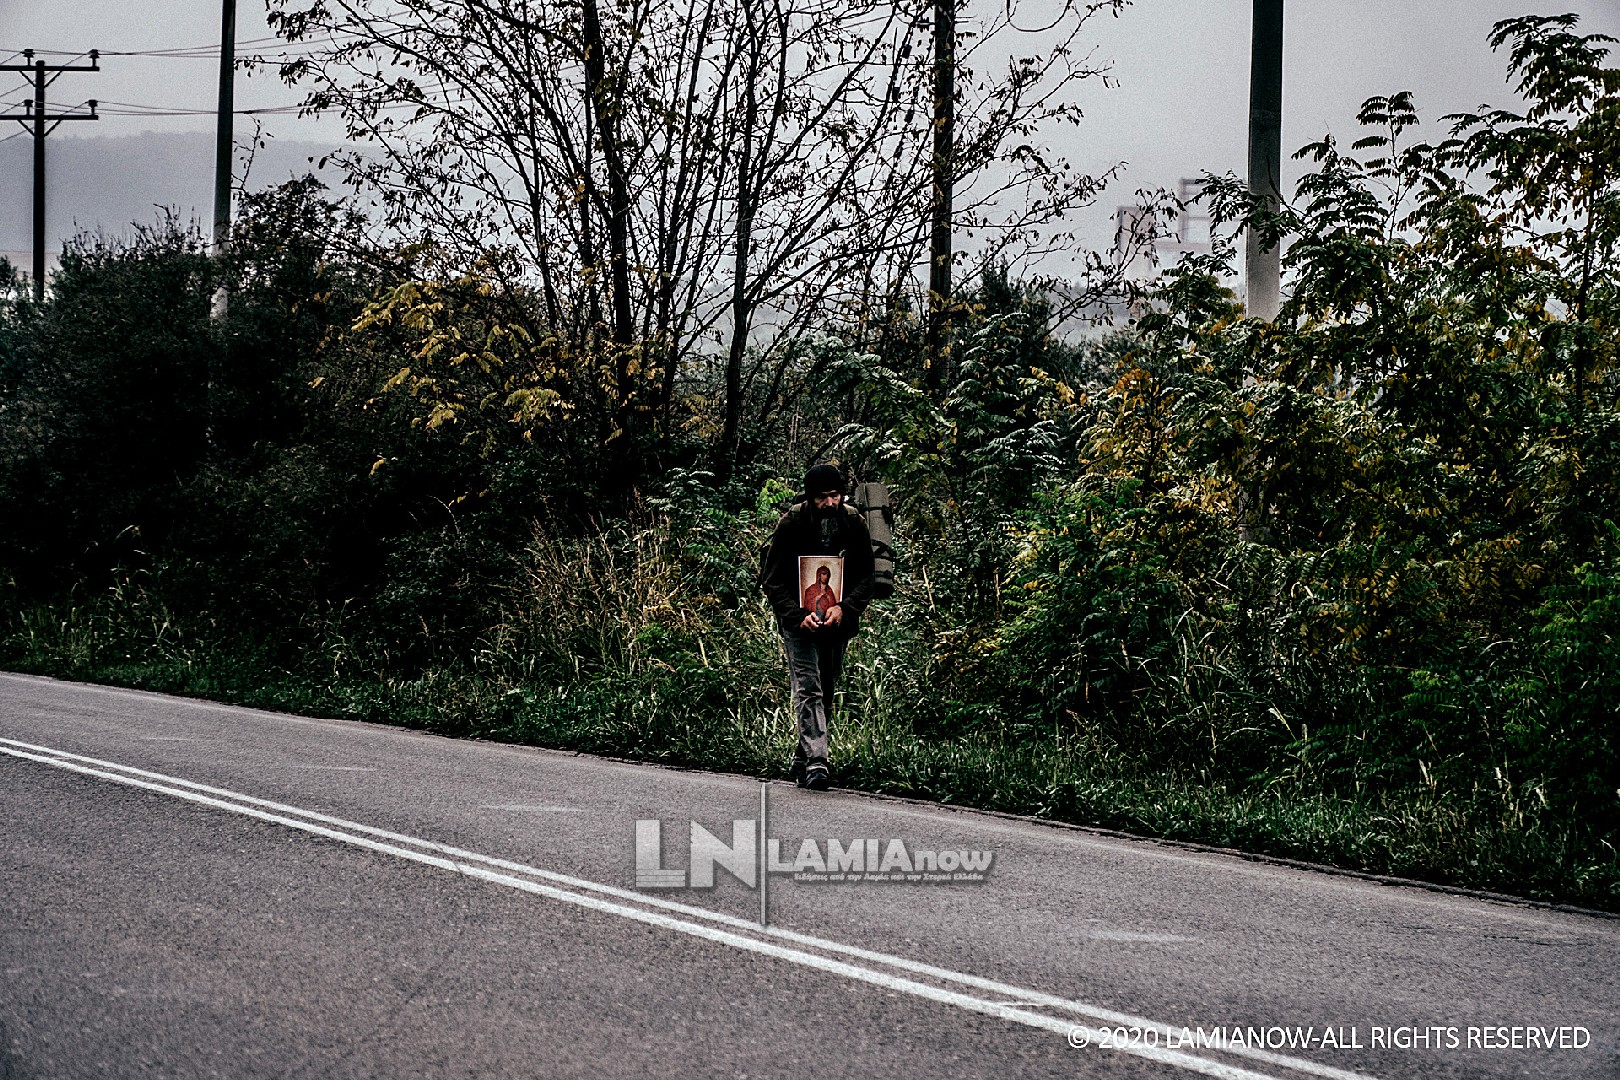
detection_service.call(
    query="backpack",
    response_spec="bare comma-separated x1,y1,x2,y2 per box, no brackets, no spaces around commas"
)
852,481,895,599
756,480,895,600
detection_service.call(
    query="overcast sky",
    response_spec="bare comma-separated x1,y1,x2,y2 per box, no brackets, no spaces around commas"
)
4,0,1619,265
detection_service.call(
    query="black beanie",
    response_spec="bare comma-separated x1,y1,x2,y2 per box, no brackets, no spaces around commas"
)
804,463,844,496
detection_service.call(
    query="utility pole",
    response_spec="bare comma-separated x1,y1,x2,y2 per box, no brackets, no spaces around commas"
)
1245,0,1283,321
1,50,99,305
212,0,237,319
925,0,955,391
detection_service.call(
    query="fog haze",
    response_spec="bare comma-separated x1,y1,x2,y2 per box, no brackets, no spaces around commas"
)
4,1,1618,269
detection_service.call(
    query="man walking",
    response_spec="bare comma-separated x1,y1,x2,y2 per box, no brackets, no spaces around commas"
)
762,463,876,790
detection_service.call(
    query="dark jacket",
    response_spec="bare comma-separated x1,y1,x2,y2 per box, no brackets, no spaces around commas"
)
762,501,876,637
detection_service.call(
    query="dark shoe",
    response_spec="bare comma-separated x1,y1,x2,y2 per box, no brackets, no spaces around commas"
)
789,758,807,784
803,763,830,791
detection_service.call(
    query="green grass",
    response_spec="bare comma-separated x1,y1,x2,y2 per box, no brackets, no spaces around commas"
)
4,588,1615,913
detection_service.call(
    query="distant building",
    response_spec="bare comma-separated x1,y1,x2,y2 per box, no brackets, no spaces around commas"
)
1113,178,1212,281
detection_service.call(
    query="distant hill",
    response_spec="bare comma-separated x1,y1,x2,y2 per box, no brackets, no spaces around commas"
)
0,130,351,253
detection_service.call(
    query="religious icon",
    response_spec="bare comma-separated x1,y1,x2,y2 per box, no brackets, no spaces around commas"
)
799,556,844,624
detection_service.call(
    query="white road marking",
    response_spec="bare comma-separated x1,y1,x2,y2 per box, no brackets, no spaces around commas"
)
0,736,1378,1080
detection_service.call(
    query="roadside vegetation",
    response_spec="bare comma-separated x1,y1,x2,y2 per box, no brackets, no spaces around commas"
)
1,15,1616,909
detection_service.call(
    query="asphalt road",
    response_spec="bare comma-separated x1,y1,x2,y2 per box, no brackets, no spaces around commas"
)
2,672,1616,1080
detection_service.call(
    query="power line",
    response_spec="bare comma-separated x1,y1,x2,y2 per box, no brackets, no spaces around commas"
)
0,34,364,60
89,97,438,117
117,43,348,60
3,38,278,58
108,38,283,56
93,98,308,116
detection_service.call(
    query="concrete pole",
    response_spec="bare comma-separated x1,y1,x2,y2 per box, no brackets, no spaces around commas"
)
212,0,236,322
213,0,236,253
1245,0,1283,321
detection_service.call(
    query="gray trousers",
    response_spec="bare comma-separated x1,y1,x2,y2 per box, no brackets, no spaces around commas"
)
780,630,847,766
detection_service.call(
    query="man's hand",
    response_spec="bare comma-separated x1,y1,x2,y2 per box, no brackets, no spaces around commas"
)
822,605,844,628
799,612,823,631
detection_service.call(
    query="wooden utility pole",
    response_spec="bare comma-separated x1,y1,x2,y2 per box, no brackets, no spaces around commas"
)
1245,0,1283,321
925,0,955,390
1,50,99,304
